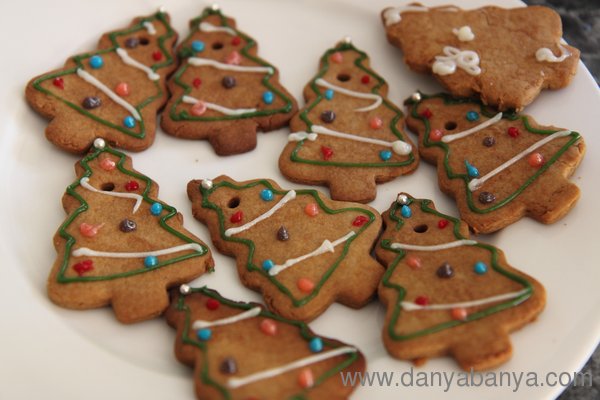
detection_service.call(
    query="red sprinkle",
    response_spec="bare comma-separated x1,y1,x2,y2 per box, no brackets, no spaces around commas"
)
361,75,370,84
352,215,369,227
73,260,93,276
52,77,64,89
231,36,241,46
420,108,433,119
230,211,243,223
507,127,520,138
125,180,139,191
415,296,429,306
152,51,163,61
438,219,449,229
206,298,220,310
321,146,334,160
192,78,202,88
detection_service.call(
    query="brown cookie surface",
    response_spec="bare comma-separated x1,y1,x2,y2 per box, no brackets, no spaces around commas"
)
382,4,580,110
405,92,585,233
161,6,297,155
187,176,384,322
48,139,213,323
25,11,178,153
376,193,546,370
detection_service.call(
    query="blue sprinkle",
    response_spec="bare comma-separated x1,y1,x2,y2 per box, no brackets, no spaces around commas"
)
379,149,392,161
401,205,412,218
324,89,334,100
260,189,274,201
309,337,323,353
465,160,480,178
144,255,158,268
150,202,163,216
474,261,488,275
262,91,274,104
89,55,104,69
262,259,274,272
191,40,205,52
123,116,136,128
466,111,480,122
197,328,212,341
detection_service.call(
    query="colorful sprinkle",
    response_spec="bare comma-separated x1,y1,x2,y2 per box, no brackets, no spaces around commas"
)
73,260,93,276
451,307,468,320
298,368,314,389
465,160,479,178
320,110,336,123
396,193,409,205
436,262,454,278
466,111,479,121
483,136,496,147
115,82,130,97
297,277,315,293
152,51,163,61
321,146,334,160
123,116,136,128
119,219,137,232
191,101,207,116
231,36,241,46
82,96,102,109
352,215,369,227
369,116,383,129
206,298,220,310
420,108,433,119
277,226,289,241
259,319,277,336
79,222,103,237
260,189,274,201
379,149,392,161
144,255,158,268
222,76,236,89
125,180,139,191
197,328,212,341
507,127,520,138
528,152,545,167
401,205,412,218
192,77,202,88
225,50,242,65
361,75,370,84
309,338,323,353
473,261,488,275
52,77,64,89
262,91,274,104
220,357,237,374
89,55,104,69
124,37,139,48
415,296,429,306
191,40,205,52
406,255,421,270
478,192,496,204
438,219,449,229
99,158,115,171
330,52,343,63
430,129,444,141
304,203,319,217
262,259,274,272
230,211,243,223
324,89,334,100
150,202,163,215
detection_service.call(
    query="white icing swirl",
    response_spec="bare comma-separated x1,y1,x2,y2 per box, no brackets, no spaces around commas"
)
182,95,256,116
442,113,503,143
79,177,143,213
432,46,481,76
315,78,382,112
192,307,261,329
142,21,156,35
72,243,204,258
535,43,570,63
452,26,474,42
402,289,529,311
390,240,477,252
383,5,458,26
188,57,274,74
199,21,236,36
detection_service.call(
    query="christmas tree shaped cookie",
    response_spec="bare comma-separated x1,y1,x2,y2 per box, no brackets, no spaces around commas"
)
405,92,585,233
161,6,298,155
382,4,580,110
26,10,178,153
279,38,418,203
377,194,546,370
187,176,383,321
48,139,213,323
165,286,364,399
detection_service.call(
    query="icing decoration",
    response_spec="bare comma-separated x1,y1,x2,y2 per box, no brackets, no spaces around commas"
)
222,76,236,88
315,78,382,112
53,77,64,89
466,111,479,121
192,77,202,88
262,259,274,271
390,239,476,252
201,179,213,189
144,255,158,267
402,289,530,311
452,26,475,42
465,160,479,178
100,158,116,170
199,21,237,36
468,130,572,191
225,51,242,65
89,55,104,69
116,48,160,80
383,5,460,26
331,52,343,63
94,138,106,150
82,96,101,109
191,101,207,116
115,82,130,96
182,95,256,116
320,110,336,123
268,231,356,276
438,219,449,229
188,57,274,74
379,150,392,161
125,180,139,191
259,319,277,336
277,226,289,241
220,358,238,374
230,211,243,223
298,368,314,389
406,255,421,269
227,346,357,389
321,146,333,160
361,75,370,84
231,36,241,45
73,260,93,276
432,46,481,76
206,298,220,310
415,296,429,306
528,152,545,167
369,116,383,129
262,91,274,104
72,243,204,258
224,190,296,237
396,194,409,205
125,38,139,48
123,116,136,128
309,337,324,353
451,308,468,320
324,89,334,100
400,205,412,218
79,176,143,213
483,136,495,147
297,278,315,293
180,284,192,295
508,127,520,138
79,222,104,237
143,21,156,35
436,262,454,278
478,192,496,204
429,128,444,141
119,219,137,232
150,202,163,215
536,43,570,63
304,203,319,217
191,40,205,52
197,328,212,341
260,189,274,201
352,216,368,227
192,307,262,329
152,51,163,61
474,261,488,274
441,112,503,143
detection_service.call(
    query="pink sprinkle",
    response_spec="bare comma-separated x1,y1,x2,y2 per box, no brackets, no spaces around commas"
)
225,50,242,65
99,158,116,171
191,101,207,116
331,52,343,64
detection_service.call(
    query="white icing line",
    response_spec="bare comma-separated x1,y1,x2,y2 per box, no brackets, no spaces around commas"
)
432,46,481,76
227,346,357,389
182,95,256,116
192,307,261,329
401,289,530,311
76,69,141,120
315,78,382,112
79,177,143,213
72,243,204,258
199,21,236,36
116,48,160,81
289,125,412,155
383,5,458,26
143,21,156,35
390,239,477,252
268,231,356,276
225,190,296,237
188,57,274,74
452,26,474,42
441,112,503,143
468,130,572,191
536,43,571,63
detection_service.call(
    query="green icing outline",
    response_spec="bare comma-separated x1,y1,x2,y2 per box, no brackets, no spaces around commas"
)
56,146,209,283
175,286,359,400
380,197,534,340
406,92,582,214
31,11,176,140
198,179,376,307
168,7,294,122
289,41,416,168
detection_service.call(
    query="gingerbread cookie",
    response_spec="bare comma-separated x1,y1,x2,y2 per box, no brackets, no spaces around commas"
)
48,139,213,323
376,193,546,370
166,285,364,399
405,92,585,233
279,38,419,203
161,6,297,155
25,10,178,153
187,176,383,321
382,4,580,110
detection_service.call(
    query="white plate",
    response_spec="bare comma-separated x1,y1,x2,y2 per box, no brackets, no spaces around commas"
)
1,0,598,399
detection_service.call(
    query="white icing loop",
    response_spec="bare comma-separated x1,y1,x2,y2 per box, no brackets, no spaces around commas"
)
468,130,572,191
383,5,458,26
315,78,382,112
79,177,143,213
225,190,297,237
192,307,261,329
401,289,529,311
116,48,160,81
452,26,474,42
268,231,356,276
188,57,274,74
288,132,318,142
76,69,141,120
199,21,236,36
227,346,357,389
442,112,503,143
182,95,256,116
536,43,570,63
72,243,204,258
143,21,156,35
390,239,477,252
432,46,481,76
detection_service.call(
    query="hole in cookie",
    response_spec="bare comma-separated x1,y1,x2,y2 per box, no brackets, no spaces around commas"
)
139,37,150,46
212,42,224,50
413,224,429,233
101,182,115,191
336,73,351,82
228,197,240,208
445,121,457,130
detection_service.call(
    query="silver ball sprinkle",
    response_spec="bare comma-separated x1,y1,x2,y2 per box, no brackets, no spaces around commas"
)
158,5,167,13
342,36,352,44
396,193,409,206
93,138,106,150
210,3,220,11
179,284,191,295
201,179,213,190
410,92,422,102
